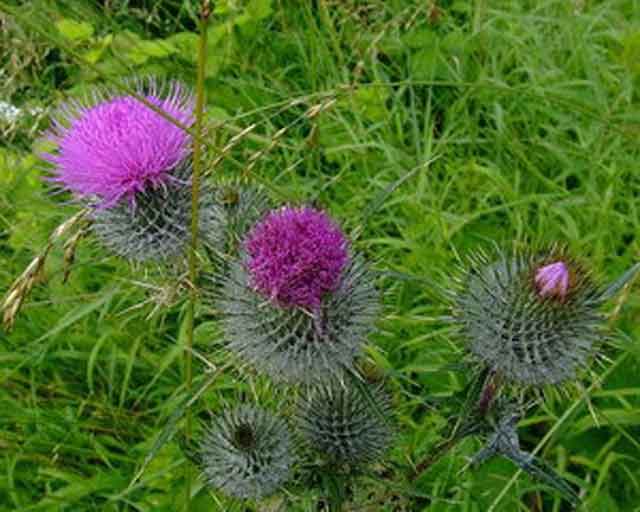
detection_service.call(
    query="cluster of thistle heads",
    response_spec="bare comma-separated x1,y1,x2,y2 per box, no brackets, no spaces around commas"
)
40,78,394,501
36,77,637,503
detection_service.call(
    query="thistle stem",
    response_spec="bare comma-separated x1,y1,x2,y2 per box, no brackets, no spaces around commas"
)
410,437,461,481
324,469,349,512
185,2,210,510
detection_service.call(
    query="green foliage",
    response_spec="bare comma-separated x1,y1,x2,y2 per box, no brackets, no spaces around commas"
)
56,19,94,42
2,0,640,511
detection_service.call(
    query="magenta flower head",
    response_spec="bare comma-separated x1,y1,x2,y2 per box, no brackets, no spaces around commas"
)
535,261,570,300
214,205,379,383
40,79,227,263
244,206,350,310
42,79,194,207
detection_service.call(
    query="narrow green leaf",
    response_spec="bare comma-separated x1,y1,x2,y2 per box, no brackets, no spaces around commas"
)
87,333,110,394
599,262,640,303
119,335,143,408
360,157,439,229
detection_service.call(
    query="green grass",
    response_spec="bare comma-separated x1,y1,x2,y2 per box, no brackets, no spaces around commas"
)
2,0,640,510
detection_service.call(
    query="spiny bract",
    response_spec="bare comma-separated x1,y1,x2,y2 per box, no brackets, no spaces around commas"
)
200,405,294,500
296,381,394,466
91,162,224,262
452,247,604,386
210,183,272,255
216,253,379,383
471,411,580,504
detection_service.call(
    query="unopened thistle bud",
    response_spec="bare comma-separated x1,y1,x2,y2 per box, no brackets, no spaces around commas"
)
535,261,570,300
215,206,379,383
296,381,394,466
212,183,272,254
200,405,294,500
452,247,604,386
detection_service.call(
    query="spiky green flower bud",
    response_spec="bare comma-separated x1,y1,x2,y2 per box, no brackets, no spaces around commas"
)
200,405,294,500
210,183,272,255
296,382,394,466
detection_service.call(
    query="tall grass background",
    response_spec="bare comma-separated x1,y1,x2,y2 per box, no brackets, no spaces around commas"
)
1,0,640,510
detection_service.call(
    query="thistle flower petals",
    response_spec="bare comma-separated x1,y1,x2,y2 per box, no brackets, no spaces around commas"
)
43,81,194,207
245,206,349,310
535,261,570,299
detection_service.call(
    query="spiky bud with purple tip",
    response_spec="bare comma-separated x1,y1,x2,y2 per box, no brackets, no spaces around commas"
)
452,247,605,386
41,80,223,262
214,206,379,383
200,405,294,500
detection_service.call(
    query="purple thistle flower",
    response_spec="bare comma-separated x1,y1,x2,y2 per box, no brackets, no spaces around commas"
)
535,261,570,299
42,80,194,207
245,206,349,310
215,205,378,383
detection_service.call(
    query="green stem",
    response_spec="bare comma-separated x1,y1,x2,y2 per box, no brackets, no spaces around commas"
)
185,2,210,510
410,436,461,482
323,469,349,512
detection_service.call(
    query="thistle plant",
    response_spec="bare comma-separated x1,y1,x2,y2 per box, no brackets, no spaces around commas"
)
215,206,379,383
199,405,294,500
5,2,640,509
296,381,394,466
452,247,607,386
41,79,221,262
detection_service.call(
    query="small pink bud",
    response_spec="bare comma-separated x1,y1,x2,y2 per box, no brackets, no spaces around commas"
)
535,261,570,299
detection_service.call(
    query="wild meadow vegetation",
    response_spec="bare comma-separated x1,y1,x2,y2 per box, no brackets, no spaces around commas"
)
2,1,640,510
